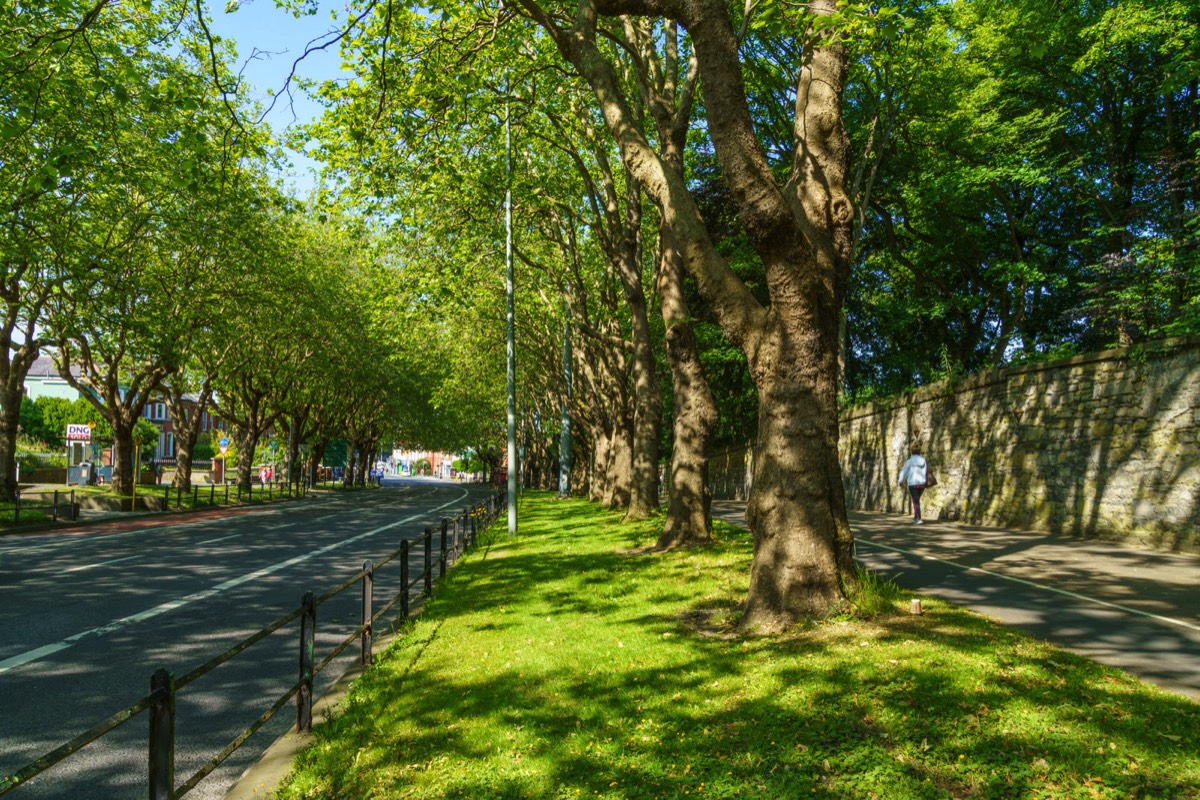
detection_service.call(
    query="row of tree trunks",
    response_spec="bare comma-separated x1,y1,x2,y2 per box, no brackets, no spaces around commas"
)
517,0,857,623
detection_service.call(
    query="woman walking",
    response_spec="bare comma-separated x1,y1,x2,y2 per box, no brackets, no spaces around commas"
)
898,443,929,524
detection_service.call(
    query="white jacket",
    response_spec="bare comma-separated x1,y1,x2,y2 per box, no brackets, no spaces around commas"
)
898,455,928,487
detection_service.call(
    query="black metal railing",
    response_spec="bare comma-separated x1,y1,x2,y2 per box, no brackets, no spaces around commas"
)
0,490,506,799
2,489,78,524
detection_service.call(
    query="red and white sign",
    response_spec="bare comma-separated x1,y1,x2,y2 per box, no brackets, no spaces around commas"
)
65,423,92,441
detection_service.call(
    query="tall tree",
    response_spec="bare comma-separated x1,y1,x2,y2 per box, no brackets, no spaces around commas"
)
511,0,862,623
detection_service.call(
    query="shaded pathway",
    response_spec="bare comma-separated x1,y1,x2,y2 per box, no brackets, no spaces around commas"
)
712,502,1200,701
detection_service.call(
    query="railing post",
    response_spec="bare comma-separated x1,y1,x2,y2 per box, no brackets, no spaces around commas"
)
439,518,448,578
52,489,59,522
14,490,19,524
164,485,170,511
297,592,316,732
424,528,433,596
400,540,410,619
225,483,229,505
361,560,374,667
148,668,175,800
470,513,477,550
71,489,76,520
209,484,215,506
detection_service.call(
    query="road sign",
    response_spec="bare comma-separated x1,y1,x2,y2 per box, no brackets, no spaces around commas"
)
219,437,230,448
66,423,92,441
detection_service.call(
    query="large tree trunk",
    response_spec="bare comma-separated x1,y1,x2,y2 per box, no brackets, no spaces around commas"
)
605,418,633,509
0,386,24,502
614,257,661,518
589,427,611,503
309,439,327,486
0,337,42,501
110,413,136,496
606,180,661,518
742,309,852,625
235,423,260,494
166,384,212,492
656,226,718,549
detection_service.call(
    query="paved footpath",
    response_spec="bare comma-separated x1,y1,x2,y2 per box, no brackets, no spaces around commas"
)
712,502,1200,702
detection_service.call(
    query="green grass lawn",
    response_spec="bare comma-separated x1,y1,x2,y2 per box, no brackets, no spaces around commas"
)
274,492,1200,800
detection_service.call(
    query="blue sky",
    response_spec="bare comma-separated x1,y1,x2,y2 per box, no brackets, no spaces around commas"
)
206,0,352,195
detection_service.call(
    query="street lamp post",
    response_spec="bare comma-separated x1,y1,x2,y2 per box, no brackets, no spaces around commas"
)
505,99,518,536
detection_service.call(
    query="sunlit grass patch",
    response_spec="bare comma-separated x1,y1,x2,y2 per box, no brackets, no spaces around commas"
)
275,491,1200,800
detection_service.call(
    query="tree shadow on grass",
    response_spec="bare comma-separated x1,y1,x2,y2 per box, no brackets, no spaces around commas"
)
277,497,1200,800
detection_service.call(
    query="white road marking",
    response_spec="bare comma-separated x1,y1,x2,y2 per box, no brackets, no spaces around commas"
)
196,533,243,546
0,488,470,675
856,538,1200,634
64,555,141,574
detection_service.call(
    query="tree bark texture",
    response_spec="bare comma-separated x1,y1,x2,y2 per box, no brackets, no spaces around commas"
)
656,225,718,549
165,383,212,492
0,344,38,501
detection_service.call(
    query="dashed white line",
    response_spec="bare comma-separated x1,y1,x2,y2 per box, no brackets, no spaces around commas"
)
64,555,141,574
196,533,243,546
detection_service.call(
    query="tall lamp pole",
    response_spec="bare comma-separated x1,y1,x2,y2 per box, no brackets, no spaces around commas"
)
505,100,518,536
558,301,571,497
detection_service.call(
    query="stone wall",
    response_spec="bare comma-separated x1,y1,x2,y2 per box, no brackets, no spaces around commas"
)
839,338,1200,551
707,338,1200,551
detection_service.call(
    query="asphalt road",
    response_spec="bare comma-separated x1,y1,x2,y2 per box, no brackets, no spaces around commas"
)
0,478,494,800
714,503,1200,702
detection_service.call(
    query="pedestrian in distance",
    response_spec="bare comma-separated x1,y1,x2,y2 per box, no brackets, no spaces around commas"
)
898,442,929,524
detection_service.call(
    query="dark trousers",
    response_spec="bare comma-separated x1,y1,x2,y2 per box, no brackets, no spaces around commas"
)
909,484,926,520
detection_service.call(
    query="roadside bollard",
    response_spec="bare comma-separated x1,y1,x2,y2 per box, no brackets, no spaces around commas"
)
297,592,316,732
148,668,175,800
439,518,448,578
424,528,433,596
400,540,410,618
361,560,374,667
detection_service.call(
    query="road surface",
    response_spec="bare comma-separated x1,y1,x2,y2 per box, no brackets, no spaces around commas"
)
0,479,493,800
